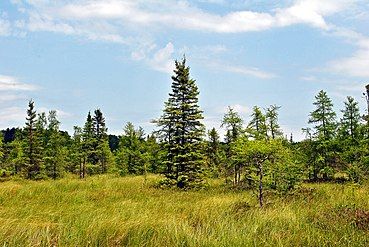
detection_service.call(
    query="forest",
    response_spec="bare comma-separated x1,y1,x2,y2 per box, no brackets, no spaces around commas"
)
1,58,369,246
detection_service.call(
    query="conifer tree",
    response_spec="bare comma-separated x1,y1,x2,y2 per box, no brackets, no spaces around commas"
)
266,105,283,139
154,98,177,179
221,107,244,184
206,128,223,176
247,106,268,140
0,133,3,167
308,90,337,180
156,57,205,188
44,111,65,179
81,112,95,177
93,109,111,173
221,107,243,143
339,96,361,143
309,90,337,140
70,126,84,176
24,100,43,179
116,122,146,174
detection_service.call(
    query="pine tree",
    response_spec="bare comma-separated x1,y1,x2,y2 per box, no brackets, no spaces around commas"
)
156,57,205,189
266,105,283,139
24,100,43,179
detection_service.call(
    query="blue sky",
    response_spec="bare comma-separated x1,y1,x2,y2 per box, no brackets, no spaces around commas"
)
1,0,369,140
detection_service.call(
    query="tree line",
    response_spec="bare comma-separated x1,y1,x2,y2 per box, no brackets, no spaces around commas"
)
1,57,369,205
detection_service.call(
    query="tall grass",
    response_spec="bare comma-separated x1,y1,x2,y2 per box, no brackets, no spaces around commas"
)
0,175,369,246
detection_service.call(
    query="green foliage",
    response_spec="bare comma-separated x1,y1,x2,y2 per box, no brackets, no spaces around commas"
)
23,100,44,179
233,138,303,195
221,106,243,143
247,106,268,140
116,122,146,175
309,90,337,140
266,105,283,139
156,57,206,189
205,128,225,177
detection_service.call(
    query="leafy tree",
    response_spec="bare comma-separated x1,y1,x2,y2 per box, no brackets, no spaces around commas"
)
24,100,43,179
156,57,205,189
233,138,302,207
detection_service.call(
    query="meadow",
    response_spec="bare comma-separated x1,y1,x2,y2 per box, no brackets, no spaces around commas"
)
1,175,369,246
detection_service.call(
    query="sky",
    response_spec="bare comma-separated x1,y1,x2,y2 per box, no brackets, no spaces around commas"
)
0,0,369,141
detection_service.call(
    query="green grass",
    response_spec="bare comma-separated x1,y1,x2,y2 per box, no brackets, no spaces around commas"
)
1,175,369,246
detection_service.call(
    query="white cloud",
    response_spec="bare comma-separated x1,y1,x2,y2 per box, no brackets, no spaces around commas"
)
219,104,251,115
38,107,73,119
206,61,276,79
12,0,355,36
0,94,25,102
0,17,11,36
0,75,39,128
0,107,25,129
0,75,38,91
328,28,369,78
139,42,175,73
149,42,175,72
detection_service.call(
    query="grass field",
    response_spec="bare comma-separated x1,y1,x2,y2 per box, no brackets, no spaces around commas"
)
1,175,369,246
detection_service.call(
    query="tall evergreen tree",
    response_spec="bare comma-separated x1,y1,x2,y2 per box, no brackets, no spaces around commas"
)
24,100,43,179
156,57,205,189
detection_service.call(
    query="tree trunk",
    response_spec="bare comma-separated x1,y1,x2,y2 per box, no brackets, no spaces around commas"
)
258,161,263,208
